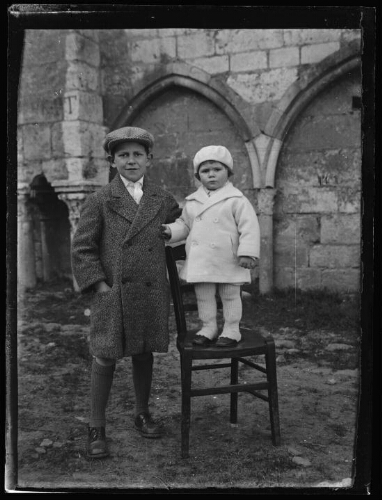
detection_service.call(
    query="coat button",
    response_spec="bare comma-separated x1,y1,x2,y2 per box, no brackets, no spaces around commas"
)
122,277,131,284
214,218,219,223
195,216,201,221
192,241,198,246
146,281,152,287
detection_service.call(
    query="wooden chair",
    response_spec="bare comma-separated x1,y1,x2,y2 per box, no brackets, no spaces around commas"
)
165,243,281,458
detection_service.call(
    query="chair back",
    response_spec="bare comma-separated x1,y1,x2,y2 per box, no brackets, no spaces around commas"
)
166,244,198,343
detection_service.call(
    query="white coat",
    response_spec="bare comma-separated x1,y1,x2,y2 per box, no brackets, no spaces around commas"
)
168,182,260,284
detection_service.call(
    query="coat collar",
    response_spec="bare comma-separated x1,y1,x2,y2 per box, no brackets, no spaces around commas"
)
107,175,162,240
185,182,243,215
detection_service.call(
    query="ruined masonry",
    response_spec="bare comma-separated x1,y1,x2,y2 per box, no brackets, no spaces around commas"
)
17,29,362,293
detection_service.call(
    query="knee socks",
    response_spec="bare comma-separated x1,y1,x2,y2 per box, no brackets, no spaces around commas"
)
219,284,242,341
89,359,115,428
132,352,153,417
194,283,218,340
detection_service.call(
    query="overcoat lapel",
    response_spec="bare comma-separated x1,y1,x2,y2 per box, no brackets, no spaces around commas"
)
107,175,138,223
126,179,162,240
106,175,162,241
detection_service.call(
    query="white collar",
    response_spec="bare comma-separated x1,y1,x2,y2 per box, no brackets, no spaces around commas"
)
120,174,144,188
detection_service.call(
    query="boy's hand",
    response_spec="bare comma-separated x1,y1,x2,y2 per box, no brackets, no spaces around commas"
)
239,256,258,269
161,224,171,240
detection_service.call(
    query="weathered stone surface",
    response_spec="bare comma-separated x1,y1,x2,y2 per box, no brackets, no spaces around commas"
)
269,46,299,68
227,68,298,103
178,32,215,59
63,91,103,123
301,42,340,64
321,269,360,292
231,51,267,72
65,32,100,67
216,29,283,54
128,37,176,63
321,215,361,244
21,124,52,161
310,245,360,268
189,55,229,74
283,29,342,46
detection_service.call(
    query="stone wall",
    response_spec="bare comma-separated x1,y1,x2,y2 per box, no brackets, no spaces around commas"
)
17,28,362,293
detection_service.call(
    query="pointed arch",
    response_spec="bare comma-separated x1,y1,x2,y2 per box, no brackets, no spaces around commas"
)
263,40,361,187
111,62,263,188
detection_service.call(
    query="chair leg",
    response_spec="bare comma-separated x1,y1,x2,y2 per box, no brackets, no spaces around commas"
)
180,352,192,458
230,358,238,423
265,341,281,446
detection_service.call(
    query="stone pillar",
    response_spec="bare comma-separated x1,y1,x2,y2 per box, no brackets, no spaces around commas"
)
53,182,102,291
17,190,37,290
257,188,277,294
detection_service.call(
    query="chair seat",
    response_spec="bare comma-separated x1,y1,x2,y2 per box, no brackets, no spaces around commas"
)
181,327,273,359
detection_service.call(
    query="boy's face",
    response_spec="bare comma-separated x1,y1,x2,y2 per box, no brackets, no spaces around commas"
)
198,160,229,190
111,141,151,183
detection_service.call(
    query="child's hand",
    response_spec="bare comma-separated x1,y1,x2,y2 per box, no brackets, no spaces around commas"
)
95,281,112,293
161,224,171,240
239,256,258,269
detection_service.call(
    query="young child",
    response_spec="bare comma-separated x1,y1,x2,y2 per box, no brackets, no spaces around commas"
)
162,145,260,347
71,126,180,459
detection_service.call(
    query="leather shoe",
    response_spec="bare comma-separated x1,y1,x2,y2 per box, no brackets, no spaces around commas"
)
193,335,214,346
135,413,162,438
215,337,238,347
87,426,109,458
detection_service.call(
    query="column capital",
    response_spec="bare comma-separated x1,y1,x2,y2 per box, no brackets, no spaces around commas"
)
257,188,277,216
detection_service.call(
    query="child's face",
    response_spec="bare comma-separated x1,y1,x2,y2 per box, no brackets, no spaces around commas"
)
198,161,229,190
111,141,151,183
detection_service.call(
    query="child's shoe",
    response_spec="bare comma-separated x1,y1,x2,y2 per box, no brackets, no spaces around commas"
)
87,425,109,458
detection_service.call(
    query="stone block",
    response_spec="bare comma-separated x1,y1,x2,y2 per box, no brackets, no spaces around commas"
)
337,188,361,214
269,46,299,68
65,33,100,67
129,37,176,63
274,244,309,267
216,29,283,54
177,32,215,59
63,91,103,123
65,61,100,92
230,51,267,72
274,266,295,289
17,160,43,185
288,115,361,151
18,96,63,125
283,29,341,46
322,269,360,292
227,68,297,103
281,187,338,214
41,159,69,183
309,244,360,268
52,122,106,158
321,214,361,244
22,30,66,66
189,55,229,74
341,29,362,43
296,268,322,289
21,124,52,161
301,42,340,64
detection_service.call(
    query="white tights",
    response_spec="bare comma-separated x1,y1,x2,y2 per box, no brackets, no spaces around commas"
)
194,283,242,341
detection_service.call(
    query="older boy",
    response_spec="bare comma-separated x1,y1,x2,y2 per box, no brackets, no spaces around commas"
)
72,126,180,458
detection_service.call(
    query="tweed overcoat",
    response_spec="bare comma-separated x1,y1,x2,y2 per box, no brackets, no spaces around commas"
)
71,175,180,359
167,182,260,284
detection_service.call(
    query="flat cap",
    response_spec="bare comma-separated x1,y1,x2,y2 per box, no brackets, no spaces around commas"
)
103,126,154,155
193,145,233,173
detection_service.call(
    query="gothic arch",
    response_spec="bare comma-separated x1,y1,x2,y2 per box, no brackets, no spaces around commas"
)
111,62,263,188
263,40,361,187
